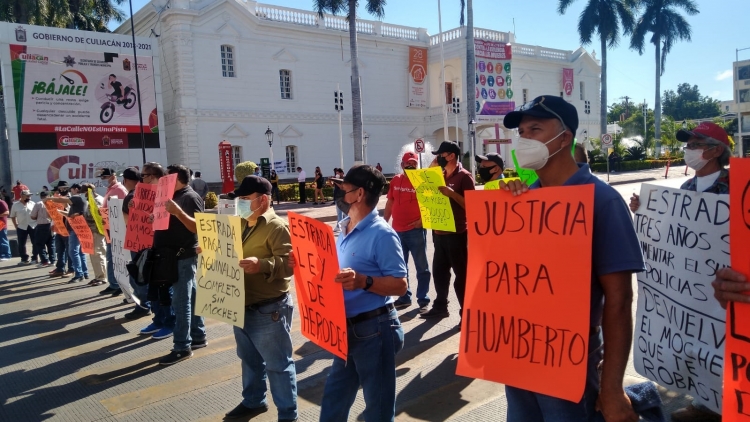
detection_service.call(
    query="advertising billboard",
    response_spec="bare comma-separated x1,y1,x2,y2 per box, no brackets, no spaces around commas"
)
474,40,514,118
408,46,428,108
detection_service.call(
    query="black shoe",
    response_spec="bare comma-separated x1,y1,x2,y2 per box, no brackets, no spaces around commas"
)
158,349,193,366
110,288,122,297
124,306,151,320
191,339,208,349
394,300,411,310
420,307,449,319
68,276,83,284
99,286,118,295
279,419,298,422
224,403,268,419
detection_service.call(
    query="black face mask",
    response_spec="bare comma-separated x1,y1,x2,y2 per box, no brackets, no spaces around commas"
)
403,165,416,170
336,197,352,215
478,167,495,183
436,156,449,168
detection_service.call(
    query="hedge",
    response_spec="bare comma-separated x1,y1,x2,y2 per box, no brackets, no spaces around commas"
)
589,159,685,173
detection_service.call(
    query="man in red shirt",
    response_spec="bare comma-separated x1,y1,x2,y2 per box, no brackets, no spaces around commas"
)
384,152,432,312
12,180,29,201
421,141,475,320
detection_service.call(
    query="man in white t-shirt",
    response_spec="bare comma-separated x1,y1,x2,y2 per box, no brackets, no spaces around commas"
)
10,189,38,264
296,166,307,204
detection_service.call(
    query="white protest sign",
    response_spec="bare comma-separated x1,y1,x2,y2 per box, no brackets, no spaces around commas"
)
108,198,138,305
633,184,729,413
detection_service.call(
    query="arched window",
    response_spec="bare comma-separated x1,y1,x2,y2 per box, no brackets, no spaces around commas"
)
221,45,235,77
286,145,297,172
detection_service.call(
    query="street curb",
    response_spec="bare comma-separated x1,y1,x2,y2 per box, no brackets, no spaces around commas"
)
608,177,657,186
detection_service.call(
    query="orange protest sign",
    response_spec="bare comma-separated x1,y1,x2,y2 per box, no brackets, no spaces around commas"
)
153,173,177,230
100,208,111,243
724,158,750,420
68,215,94,254
125,183,156,252
44,200,68,236
457,186,594,402
288,212,348,360
0,219,5,231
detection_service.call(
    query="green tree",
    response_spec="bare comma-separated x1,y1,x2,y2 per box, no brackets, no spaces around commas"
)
662,82,721,120
630,0,699,156
558,0,636,137
0,0,125,31
314,0,385,164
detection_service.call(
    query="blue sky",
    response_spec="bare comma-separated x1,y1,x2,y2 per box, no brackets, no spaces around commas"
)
114,0,748,108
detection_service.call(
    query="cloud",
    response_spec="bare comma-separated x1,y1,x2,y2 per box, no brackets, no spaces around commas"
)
710,90,722,99
715,70,733,81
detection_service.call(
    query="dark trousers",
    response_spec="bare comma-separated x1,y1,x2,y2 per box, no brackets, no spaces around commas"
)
298,182,307,203
34,224,55,264
17,226,37,262
431,231,468,312
271,184,280,203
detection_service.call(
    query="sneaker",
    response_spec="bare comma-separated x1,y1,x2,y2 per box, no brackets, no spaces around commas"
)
0,258,10,262
110,288,122,297
224,403,268,419
158,349,193,366
38,261,51,267
31,259,39,264
394,300,411,310
125,306,151,320
191,339,208,349
84,275,89,280
139,323,160,335
420,307,449,319
99,286,118,295
418,303,430,314
49,269,64,277
152,327,174,340
68,276,83,284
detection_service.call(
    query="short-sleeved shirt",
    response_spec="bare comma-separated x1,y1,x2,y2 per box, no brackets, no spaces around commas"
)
435,163,475,234
111,81,123,97
68,195,87,216
31,201,52,225
103,181,128,208
337,208,408,317
387,174,421,233
530,163,645,326
12,185,27,200
10,200,36,230
153,186,203,251
0,199,7,225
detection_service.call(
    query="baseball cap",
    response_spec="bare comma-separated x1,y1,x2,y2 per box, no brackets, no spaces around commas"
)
228,175,272,198
342,165,386,195
40,191,48,198
504,95,579,134
20,189,31,196
98,168,115,178
122,167,142,182
402,152,419,163
475,153,505,169
432,141,462,156
54,180,69,191
676,122,730,146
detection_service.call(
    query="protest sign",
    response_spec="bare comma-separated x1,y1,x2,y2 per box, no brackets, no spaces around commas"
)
152,173,177,230
100,208,110,243
405,167,456,232
87,189,105,235
724,158,750,419
0,220,4,231
195,213,245,327
483,177,521,191
68,215,94,254
457,186,594,402
511,150,539,186
125,183,156,252
632,184,729,413
288,212,348,360
107,199,137,304
44,200,68,236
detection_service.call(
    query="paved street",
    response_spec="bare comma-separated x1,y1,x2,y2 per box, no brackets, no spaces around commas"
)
0,168,696,421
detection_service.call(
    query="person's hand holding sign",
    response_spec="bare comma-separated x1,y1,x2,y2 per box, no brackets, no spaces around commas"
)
437,186,455,199
239,257,261,274
596,391,637,422
335,268,361,291
712,267,750,309
498,178,529,196
288,250,296,269
165,199,181,215
628,193,640,213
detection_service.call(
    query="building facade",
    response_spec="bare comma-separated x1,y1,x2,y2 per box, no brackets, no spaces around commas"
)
117,0,601,181
734,59,750,156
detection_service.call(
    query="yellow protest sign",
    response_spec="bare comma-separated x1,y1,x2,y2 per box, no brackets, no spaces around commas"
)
405,167,456,232
195,213,245,327
483,177,521,191
87,189,105,235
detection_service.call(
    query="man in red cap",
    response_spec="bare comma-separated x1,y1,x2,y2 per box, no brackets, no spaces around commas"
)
384,152,432,312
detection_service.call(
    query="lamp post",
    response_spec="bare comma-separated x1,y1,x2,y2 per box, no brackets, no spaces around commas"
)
468,119,476,176
363,134,369,165
265,126,274,175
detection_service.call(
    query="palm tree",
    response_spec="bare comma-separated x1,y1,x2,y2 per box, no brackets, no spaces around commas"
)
314,0,385,164
630,0,698,157
0,0,125,31
558,0,636,139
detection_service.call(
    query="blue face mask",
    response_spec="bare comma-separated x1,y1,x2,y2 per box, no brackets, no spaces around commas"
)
237,197,260,219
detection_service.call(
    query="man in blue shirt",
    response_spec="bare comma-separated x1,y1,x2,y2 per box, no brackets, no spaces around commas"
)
295,165,407,421
500,96,645,422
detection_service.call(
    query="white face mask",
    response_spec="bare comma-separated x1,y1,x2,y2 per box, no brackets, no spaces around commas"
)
237,197,262,219
683,148,713,171
515,130,566,170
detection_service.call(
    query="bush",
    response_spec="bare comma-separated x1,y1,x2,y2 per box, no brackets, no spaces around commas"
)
274,181,391,201
234,161,258,183
589,159,684,173
204,191,218,209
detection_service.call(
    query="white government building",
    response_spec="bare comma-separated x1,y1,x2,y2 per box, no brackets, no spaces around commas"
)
117,0,602,181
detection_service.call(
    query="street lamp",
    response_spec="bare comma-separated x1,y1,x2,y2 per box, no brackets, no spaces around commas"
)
363,134,369,165
265,126,274,175
468,119,476,176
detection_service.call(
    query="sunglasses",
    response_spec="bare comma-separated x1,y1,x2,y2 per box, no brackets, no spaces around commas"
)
516,96,567,130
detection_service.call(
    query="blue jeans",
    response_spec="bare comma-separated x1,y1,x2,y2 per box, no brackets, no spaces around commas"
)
505,330,604,422
67,230,89,278
105,243,119,288
396,228,431,306
320,308,404,422
0,228,10,259
234,295,297,420
34,224,55,263
172,256,205,351
55,235,72,272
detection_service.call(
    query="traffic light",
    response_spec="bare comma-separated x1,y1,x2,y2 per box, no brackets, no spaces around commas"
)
334,91,344,112
452,97,460,114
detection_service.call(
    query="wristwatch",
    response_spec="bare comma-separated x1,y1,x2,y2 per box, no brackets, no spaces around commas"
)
363,275,374,291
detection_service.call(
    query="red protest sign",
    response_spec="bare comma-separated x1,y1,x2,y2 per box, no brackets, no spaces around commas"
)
723,158,750,420
44,201,69,236
153,173,177,230
0,219,5,231
288,212,347,360
125,183,156,252
68,215,94,254
458,186,594,402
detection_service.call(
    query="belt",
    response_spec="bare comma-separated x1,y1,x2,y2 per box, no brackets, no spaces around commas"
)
247,292,288,310
348,303,395,325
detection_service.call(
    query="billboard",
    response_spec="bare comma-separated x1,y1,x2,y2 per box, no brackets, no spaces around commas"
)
474,40,514,118
408,47,427,108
